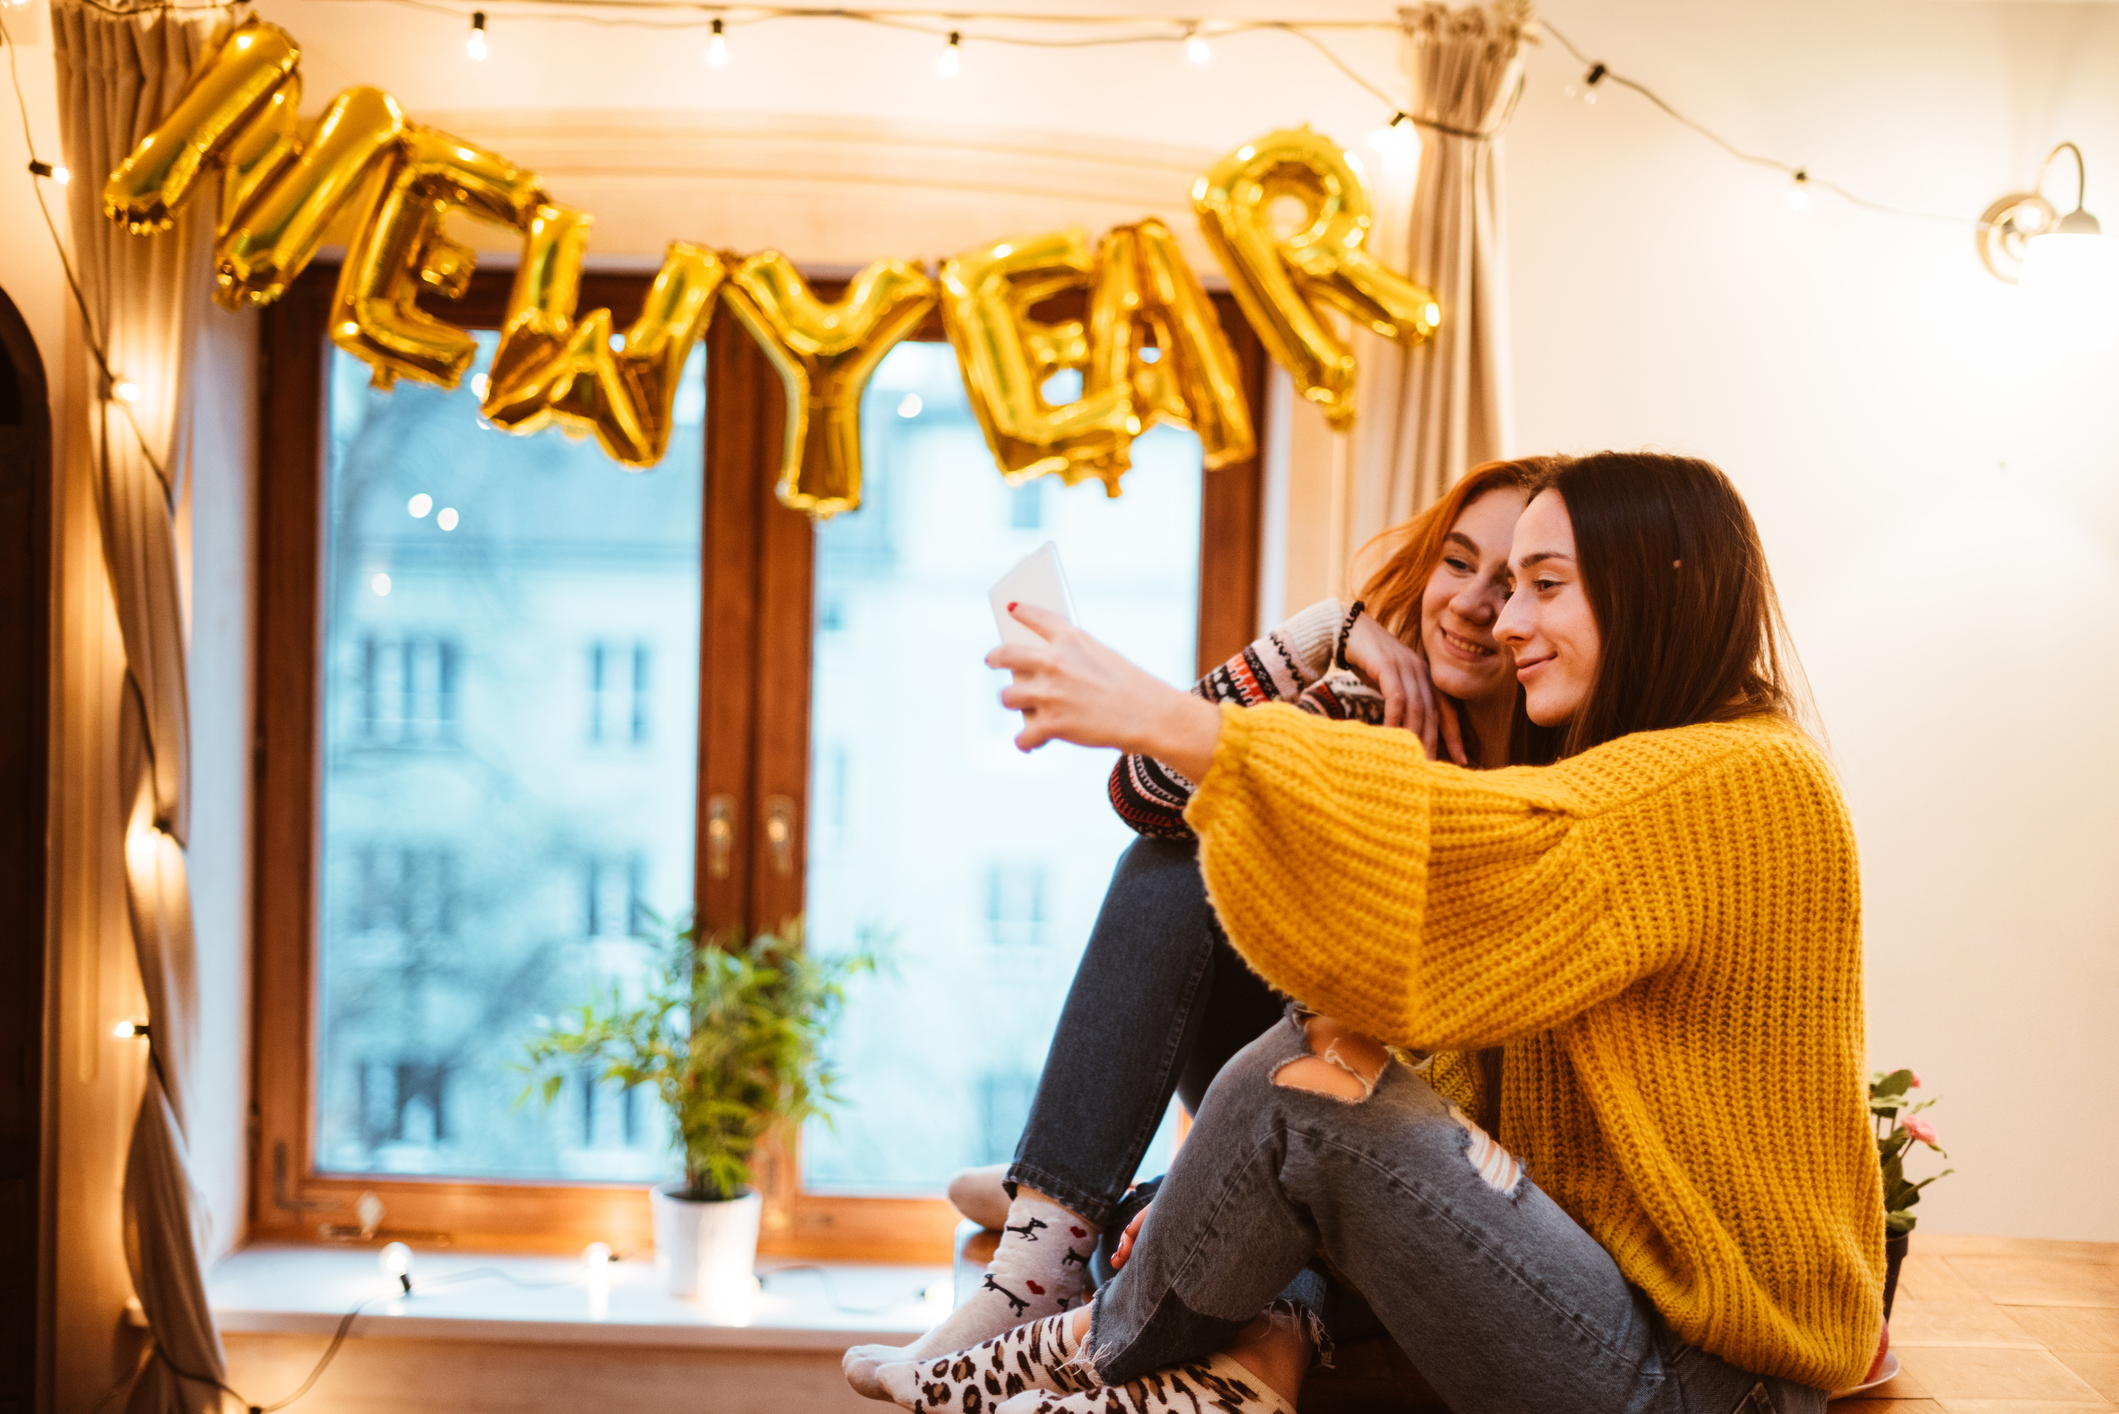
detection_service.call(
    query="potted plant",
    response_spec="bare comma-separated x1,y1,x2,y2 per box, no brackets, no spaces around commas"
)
1869,1067,1953,1319
524,917,871,1304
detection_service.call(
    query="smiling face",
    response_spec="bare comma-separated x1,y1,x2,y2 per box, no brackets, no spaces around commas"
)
1495,489,1602,727
1418,487,1528,707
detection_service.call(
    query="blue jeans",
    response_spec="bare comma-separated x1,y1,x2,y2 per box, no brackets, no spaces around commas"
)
1006,838,1284,1231
1085,1011,1827,1414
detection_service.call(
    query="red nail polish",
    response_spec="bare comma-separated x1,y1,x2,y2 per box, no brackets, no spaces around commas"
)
1007,601,1018,612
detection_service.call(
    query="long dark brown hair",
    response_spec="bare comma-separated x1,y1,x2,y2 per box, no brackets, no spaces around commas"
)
1358,457,1562,770
1529,451,1806,760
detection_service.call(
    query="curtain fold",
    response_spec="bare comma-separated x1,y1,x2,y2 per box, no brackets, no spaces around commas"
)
1349,1,1532,552
52,4,243,1409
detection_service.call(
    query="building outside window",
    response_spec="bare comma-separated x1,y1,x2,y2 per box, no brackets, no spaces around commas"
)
312,329,702,1183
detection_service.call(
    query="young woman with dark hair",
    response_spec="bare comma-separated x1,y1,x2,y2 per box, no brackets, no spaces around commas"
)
878,451,1881,1414
844,459,1557,1397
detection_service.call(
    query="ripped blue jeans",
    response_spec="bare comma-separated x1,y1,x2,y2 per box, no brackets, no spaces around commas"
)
1084,1010,1827,1414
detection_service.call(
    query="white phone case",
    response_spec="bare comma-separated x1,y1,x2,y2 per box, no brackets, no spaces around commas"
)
989,541,1078,647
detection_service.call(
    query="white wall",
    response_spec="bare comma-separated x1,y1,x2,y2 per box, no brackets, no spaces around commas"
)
9,0,2115,1268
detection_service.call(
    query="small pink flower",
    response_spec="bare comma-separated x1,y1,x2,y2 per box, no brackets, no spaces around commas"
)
1909,1071,1924,1089
1904,1114,1939,1147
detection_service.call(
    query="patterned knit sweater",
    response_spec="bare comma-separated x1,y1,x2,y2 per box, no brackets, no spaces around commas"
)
1110,600,1382,838
1184,705,1884,1392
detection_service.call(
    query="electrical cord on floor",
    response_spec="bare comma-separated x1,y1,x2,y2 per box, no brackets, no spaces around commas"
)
114,1257,615,1413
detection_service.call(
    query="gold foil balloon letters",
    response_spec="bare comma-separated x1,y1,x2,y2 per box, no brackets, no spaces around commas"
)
944,228,1139,493
946,221,1255,495
1094,219,1254,470
723,254,937,517
104,30,1436,487
482,204,726,468
333,129,546,389
104,20,302,234
1195,127,1440,430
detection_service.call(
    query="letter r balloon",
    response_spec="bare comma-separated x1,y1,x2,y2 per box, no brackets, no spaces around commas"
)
1194,128,1440,430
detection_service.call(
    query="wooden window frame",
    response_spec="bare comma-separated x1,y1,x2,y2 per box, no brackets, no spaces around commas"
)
249,264,1268,1259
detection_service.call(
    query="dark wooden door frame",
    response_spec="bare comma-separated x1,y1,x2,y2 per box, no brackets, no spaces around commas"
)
0,286,55,1414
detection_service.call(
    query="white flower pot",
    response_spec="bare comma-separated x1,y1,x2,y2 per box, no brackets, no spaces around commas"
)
651,1183,762,1313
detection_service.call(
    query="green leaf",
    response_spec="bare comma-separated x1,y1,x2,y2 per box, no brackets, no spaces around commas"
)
1870,1068,1916,1100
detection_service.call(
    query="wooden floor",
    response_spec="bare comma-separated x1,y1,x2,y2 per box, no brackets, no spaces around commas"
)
1840,1234,2119,1413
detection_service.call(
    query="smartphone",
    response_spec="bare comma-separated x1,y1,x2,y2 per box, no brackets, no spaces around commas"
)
989,541,1078,647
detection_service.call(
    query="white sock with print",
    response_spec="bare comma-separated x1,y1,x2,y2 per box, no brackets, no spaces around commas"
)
844,1192,1098,1399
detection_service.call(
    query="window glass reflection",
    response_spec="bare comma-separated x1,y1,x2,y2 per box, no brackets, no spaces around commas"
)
315,332,705,1181
803,342,1200,1193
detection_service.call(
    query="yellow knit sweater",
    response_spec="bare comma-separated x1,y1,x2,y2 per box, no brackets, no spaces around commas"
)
1185,704,1884,1392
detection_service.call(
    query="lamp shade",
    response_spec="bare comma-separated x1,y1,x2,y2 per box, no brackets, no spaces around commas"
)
2018,231,2119,353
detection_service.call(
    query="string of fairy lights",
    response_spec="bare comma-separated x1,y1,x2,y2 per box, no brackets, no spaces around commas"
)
2,0,1992,458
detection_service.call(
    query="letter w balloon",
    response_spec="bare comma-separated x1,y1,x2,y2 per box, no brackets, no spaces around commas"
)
1194,128,1440,429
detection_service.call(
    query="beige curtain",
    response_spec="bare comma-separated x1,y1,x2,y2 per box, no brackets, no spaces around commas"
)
52,3,242,1410
1349,1,1532,552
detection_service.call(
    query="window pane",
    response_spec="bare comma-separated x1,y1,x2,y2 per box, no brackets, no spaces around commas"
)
315,332,706,1181
803,342,1201,1194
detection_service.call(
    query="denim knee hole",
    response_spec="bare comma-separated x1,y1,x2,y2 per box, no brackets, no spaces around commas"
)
1447,1105,1525,1197
1269,1017,1390,1103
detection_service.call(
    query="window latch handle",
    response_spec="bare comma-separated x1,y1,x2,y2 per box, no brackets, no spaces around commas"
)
707,795,736,880
763,795,797,878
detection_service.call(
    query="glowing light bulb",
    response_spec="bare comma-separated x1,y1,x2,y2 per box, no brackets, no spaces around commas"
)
1184,27,1211,66
583,1242,613,1268
1369,114,1413,155
112,1019,148,1038
1785,171,1811,211
466,11,488,61
379,1242,414,1292
896,393,922,419
707,17,729,66
437,507,459,531
111,379,140,404
371,572,392,596
408,493,433,518
470,372,490,399
1563,62,1606,105
937,30,961,77
52,165,70,186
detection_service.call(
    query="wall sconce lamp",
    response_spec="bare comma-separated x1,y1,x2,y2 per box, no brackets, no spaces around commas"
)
1979,143,2108,279
1980,143,2119,353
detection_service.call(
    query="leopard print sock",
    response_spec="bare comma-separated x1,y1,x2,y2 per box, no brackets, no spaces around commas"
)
992,1350,1296,1414
875,1311,1097,1413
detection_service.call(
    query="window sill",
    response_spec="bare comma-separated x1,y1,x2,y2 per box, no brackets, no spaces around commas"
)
203,1242,953,1352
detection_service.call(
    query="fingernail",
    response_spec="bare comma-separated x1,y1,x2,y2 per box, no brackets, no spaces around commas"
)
1007,601,1018,612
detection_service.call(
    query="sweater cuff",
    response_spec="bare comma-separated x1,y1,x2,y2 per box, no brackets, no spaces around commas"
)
1182,702,1255,838
1275,599,1344,685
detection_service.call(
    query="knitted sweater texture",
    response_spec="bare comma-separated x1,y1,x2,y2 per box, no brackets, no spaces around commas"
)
1185,705,1884,1392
